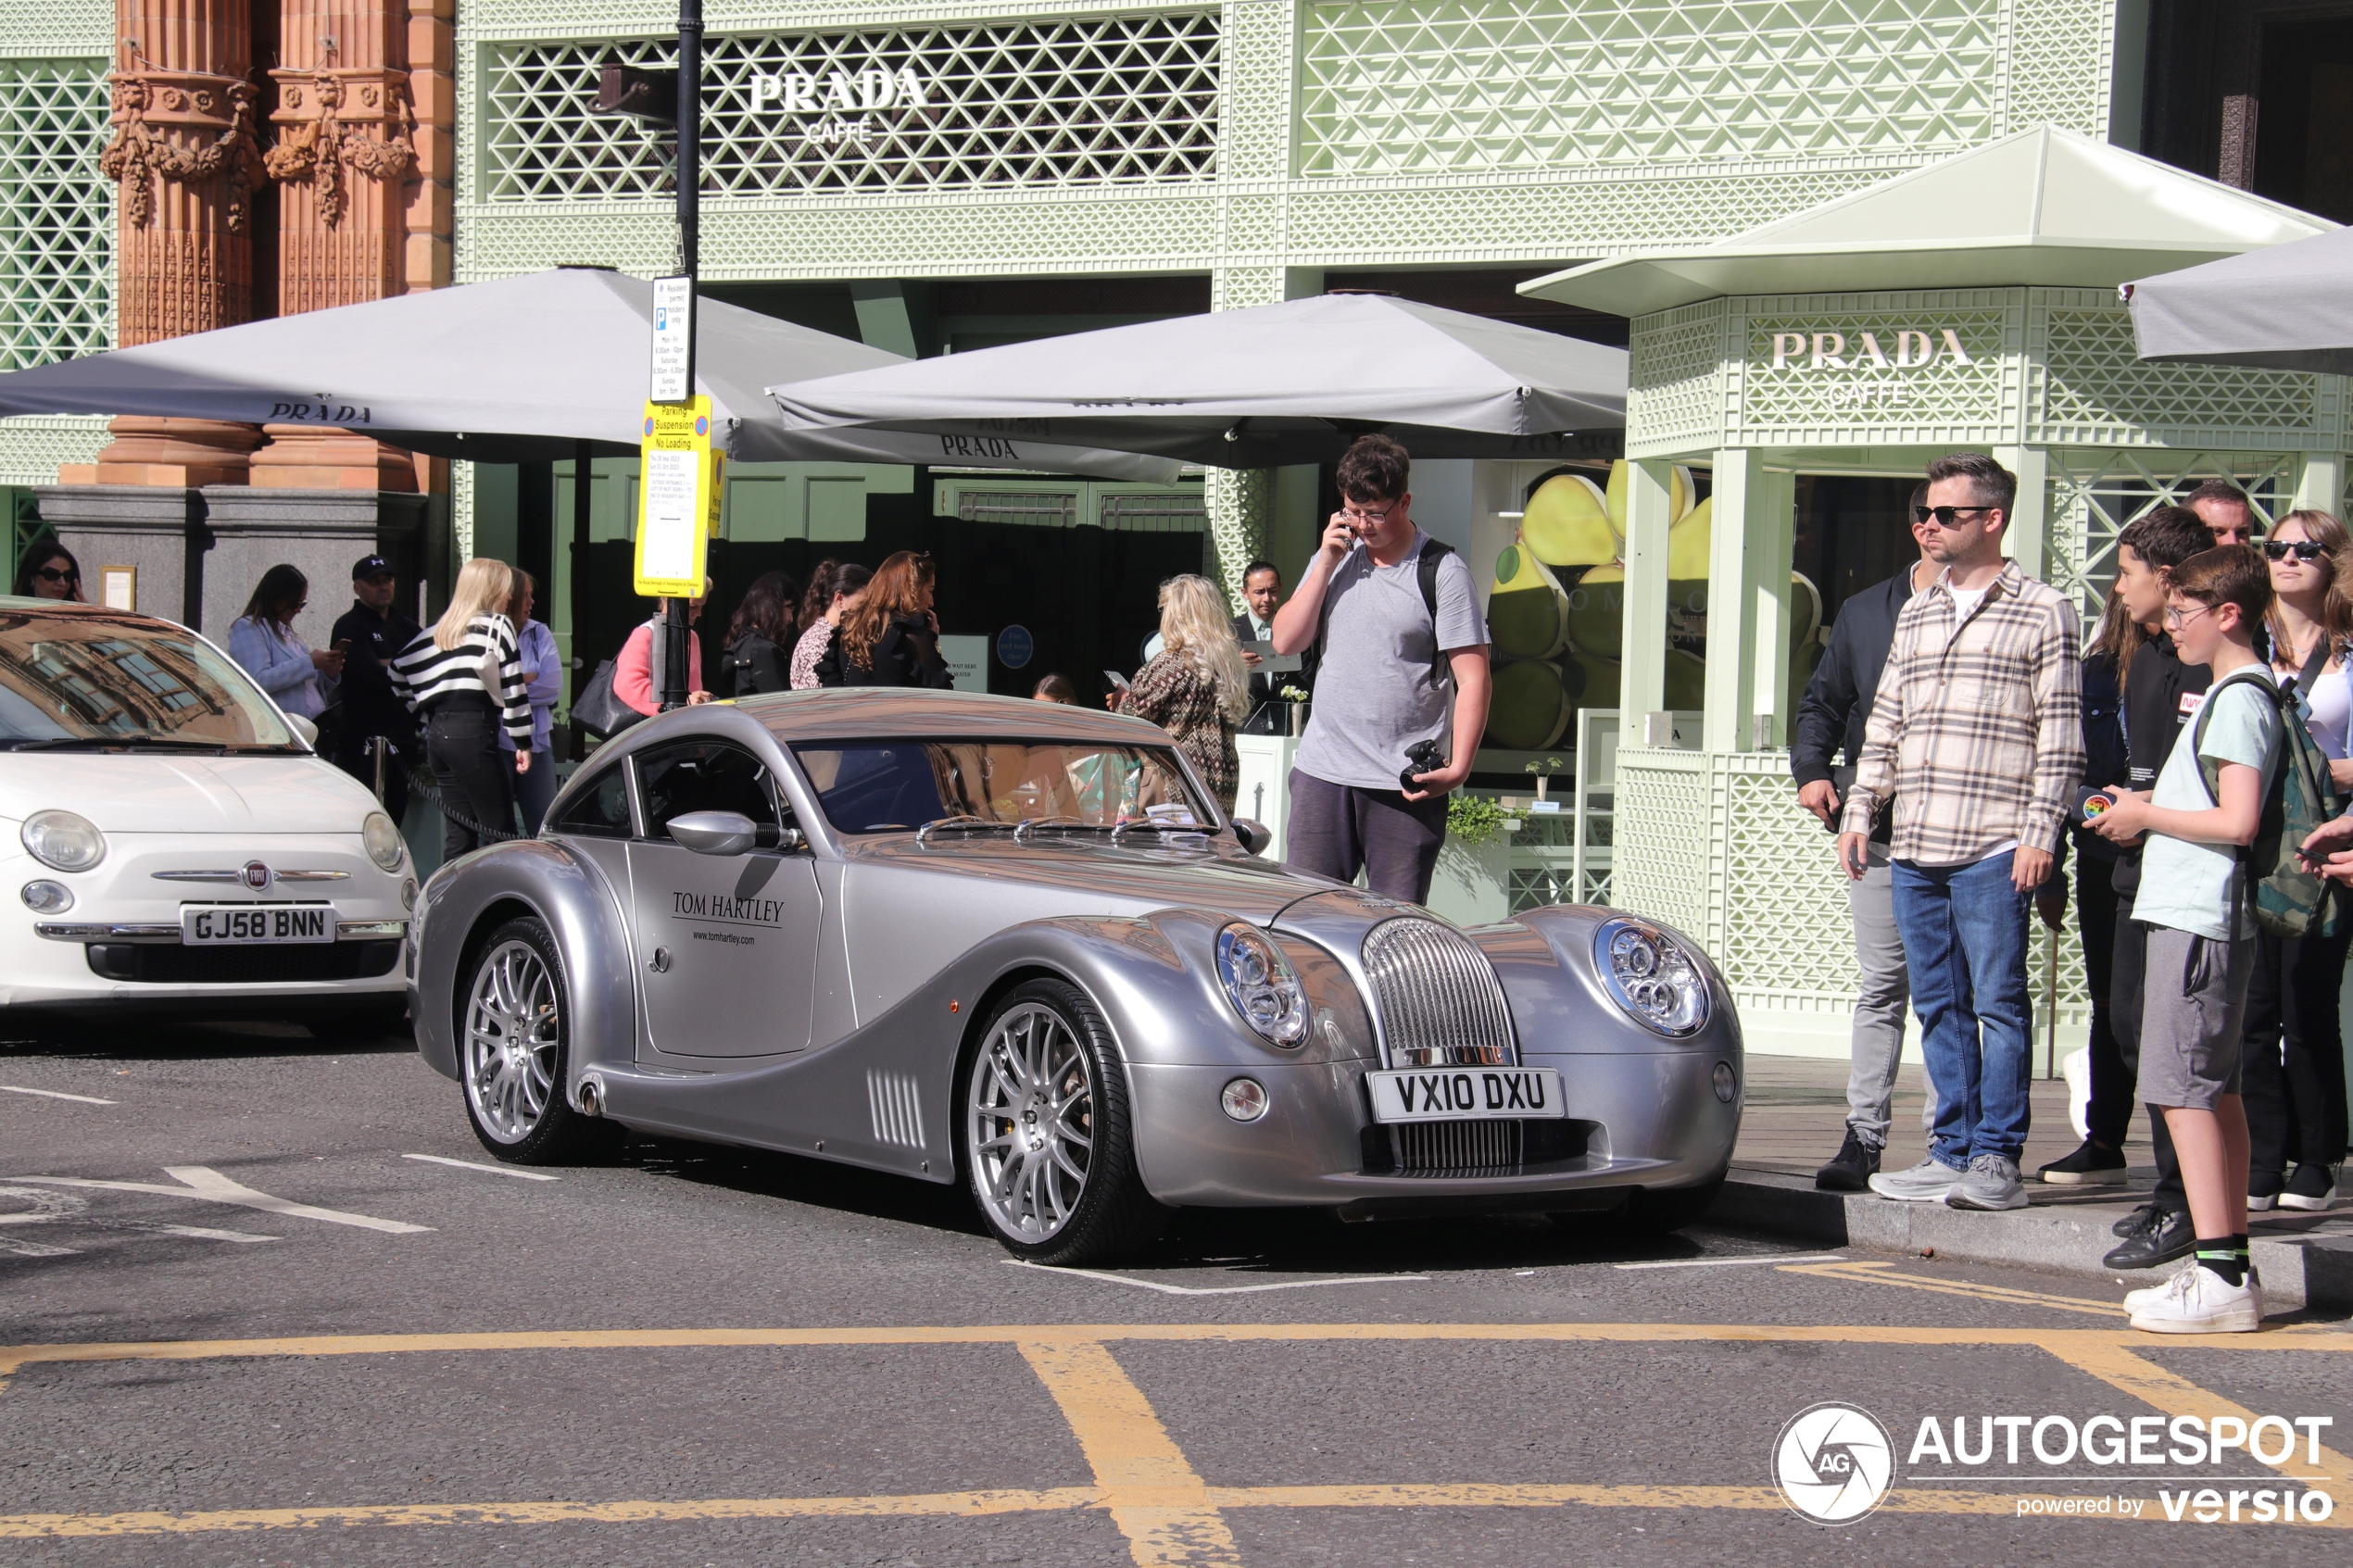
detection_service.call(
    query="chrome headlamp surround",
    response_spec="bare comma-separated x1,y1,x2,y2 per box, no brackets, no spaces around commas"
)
21,809,106,872
1592,916,1711,1038
1215,922,1311,1047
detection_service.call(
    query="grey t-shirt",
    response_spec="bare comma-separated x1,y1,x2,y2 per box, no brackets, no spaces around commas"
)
1293,531,1488,791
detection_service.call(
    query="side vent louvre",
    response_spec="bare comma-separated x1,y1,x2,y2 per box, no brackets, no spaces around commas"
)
866,1070,925,1149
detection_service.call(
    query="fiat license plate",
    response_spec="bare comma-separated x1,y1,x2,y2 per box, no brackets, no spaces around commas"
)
182,905,334,945
1367,1067,1566,1123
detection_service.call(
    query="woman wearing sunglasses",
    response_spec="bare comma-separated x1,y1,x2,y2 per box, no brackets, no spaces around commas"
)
13,539,85,602
2245,508,2353,1217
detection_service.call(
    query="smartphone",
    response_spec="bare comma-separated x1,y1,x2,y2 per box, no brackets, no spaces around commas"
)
1102,670,1131,691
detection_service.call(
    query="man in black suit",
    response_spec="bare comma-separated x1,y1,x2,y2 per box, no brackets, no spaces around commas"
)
329,554,422,822
1232,559,1316,734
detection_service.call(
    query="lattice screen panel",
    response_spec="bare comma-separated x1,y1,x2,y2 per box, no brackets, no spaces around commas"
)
2000,0,2116,138
1297,0,2003,179
0,56,111,370
1627,302,1727,455
2048,448,2296,617
2030,300,2326,449
1606,749,1710,942
0,415,108,485
481,13,1219,202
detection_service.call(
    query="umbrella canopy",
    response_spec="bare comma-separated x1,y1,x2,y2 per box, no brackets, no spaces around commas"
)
767,293,1627,467
2127,222,2353,373
0,268,1178,479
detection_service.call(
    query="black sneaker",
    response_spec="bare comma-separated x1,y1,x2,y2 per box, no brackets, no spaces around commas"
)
2038,1138,2128,1185
1815,1128,1881,1192
2104,1207,2196,1271
2112,1201,2157,1238
2249,1170,2285,1212
2278,1164,2342,1212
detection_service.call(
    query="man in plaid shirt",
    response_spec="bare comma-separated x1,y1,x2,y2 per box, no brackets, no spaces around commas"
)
1836,453,2084,1212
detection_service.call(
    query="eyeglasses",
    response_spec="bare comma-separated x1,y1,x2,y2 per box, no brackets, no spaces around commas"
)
2163,603,2214,629
1912,505,1994,527
2262,539,2332,562
1340,502,1398,524
32,567,78,583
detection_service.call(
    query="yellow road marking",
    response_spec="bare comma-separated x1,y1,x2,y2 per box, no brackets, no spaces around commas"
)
2046,1336,2353,1488
1780,1260,2129,1317
1021,1340,1242,1568
3,1480,2325,1540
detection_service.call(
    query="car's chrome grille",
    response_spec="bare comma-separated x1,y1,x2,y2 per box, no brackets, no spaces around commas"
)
1388,1120,1522,1176
1361,917,1517,1067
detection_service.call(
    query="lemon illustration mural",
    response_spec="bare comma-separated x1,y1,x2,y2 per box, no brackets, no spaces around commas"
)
1604,459,1694,539
1488,658,1576,750
1667,495,1713,577
1520,472,1616,568
1489,543,1571,659
1663,647,1707,712
1564,562,1624,658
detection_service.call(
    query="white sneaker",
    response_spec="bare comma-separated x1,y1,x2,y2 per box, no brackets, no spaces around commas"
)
1868,1155,1966,1203
2128,1260,2261,1334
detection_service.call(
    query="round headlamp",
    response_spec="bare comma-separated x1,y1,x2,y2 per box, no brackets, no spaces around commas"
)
1592,917,1711,1037
20,880,73,913
1215,923,1310,1047
21,809,105,872
362,811,406,872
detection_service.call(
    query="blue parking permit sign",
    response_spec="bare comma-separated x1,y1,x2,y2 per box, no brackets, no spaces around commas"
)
996,624,1034,671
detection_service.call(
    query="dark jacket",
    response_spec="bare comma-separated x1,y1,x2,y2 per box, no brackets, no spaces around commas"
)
328,599,422,744
1230,611,1318,735
815,612,954,689
1791,565,1921,842
2072,650,2129,863
2109,632,2210,897
723,629,793,698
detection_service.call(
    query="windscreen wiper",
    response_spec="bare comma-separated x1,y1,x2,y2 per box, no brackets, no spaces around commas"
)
0,736,263,754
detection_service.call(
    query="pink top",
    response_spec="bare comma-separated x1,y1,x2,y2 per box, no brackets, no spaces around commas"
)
615,621,705,716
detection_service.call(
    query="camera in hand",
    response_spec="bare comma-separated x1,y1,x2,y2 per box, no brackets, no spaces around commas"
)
1401,739,1447,792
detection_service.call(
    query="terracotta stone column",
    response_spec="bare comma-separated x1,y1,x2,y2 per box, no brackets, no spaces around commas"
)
71,1,270,485
248,0,421,490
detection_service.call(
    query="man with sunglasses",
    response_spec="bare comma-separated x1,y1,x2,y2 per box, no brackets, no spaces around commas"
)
1838,454,2085,1212
1271,434,1490,905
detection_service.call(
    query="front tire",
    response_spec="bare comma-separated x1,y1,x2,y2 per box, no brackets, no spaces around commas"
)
459,917,613,1163
961,977,1164,1264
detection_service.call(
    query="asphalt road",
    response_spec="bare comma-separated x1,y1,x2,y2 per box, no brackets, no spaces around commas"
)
2,1020,2348,1566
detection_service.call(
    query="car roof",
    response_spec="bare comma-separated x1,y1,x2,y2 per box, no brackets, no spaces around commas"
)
734,687,1176,746
0,596,184,633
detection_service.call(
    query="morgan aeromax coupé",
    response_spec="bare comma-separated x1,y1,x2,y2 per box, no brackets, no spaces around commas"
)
410,689,1743,1263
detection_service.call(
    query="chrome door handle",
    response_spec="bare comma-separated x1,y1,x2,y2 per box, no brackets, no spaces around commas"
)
648,947,671,973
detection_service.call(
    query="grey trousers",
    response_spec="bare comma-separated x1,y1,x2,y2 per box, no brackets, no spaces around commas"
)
1845,842,1915,1148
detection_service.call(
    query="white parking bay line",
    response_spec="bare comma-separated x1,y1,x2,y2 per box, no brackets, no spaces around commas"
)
1007,1261,1428,1296
402,1153,559,1182
8,1167,432,1235
1614,1252,1846,1271
132,1223,280,1244
0,1236,78,1257
1,1085,115,1105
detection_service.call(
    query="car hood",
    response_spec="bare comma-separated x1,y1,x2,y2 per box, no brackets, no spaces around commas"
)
843,834,1344,923
0,753,375,834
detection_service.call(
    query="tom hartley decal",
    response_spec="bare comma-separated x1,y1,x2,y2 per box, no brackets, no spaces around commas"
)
672,891,787,925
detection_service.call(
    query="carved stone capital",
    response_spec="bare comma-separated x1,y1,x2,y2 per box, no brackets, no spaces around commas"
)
101,69,266,232
265,68,418,229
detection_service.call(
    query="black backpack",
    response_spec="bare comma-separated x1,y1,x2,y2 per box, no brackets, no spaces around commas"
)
1315,537,1458,686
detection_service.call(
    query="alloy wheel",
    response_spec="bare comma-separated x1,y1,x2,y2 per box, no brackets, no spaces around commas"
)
966,1001,1096,1242
464,938,561,1143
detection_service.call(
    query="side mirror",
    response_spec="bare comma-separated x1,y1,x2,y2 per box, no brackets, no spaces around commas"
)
1230,817,1272,856
284,713,320,748
668,809,759,856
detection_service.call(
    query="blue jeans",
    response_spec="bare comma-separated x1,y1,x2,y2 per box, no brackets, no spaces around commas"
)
1890,854,2034,1165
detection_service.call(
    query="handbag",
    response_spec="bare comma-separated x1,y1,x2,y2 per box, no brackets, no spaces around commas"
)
569,659,642,739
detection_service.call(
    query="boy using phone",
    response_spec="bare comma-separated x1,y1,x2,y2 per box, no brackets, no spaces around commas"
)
2090,546,2283,1332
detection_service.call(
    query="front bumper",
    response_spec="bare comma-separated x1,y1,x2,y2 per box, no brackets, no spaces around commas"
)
1127,1049,1741,1209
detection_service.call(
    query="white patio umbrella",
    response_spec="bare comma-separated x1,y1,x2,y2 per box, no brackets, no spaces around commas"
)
2127,221,2353,374
0,267,1178,479
767,293,1627,467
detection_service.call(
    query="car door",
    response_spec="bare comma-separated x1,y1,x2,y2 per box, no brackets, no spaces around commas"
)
625,736,823,1060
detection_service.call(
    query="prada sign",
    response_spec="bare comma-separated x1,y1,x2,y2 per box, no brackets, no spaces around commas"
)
1768,329,1976,370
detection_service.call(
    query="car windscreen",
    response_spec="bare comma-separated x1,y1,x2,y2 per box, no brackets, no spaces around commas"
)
0,608,299,751
790,739,1212,834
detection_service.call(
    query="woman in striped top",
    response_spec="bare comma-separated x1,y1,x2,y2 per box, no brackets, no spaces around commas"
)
392,557,535,860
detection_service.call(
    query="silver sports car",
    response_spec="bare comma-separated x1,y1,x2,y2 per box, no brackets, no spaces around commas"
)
410,689,1742,1263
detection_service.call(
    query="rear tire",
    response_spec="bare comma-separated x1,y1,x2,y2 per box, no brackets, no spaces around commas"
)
960,977,1165,1265
458,917,615,1163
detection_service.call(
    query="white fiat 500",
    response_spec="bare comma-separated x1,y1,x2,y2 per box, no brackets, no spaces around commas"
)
0,596,414,1032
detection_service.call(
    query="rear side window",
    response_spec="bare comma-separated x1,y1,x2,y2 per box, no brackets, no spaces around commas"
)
634,740,786,842
548,763,631,838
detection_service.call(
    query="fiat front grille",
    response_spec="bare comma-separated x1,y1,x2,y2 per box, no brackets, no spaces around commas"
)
1360,917,1517,1068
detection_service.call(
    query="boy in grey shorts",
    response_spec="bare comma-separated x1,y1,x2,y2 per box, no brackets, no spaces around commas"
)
2089,545,2283,1334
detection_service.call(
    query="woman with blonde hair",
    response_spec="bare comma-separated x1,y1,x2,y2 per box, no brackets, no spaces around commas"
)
817,550,951,688
390,557,535,859
1114,573,1250,812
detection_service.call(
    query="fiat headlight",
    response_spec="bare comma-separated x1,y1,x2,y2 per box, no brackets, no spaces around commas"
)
1593,916,1711,1037
1216,923,1310,1047
21,810,105,872
362,811,405,872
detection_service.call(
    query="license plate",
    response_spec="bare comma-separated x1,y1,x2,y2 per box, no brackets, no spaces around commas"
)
1366,1067,1566,1123
182,905,335,946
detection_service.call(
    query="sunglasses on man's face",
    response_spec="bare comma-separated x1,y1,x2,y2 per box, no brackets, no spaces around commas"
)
33,567,78,583
1911,505,1994,527
2262,539,2332,562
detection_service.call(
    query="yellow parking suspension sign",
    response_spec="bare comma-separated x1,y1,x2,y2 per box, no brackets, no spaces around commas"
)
635,397,723,598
